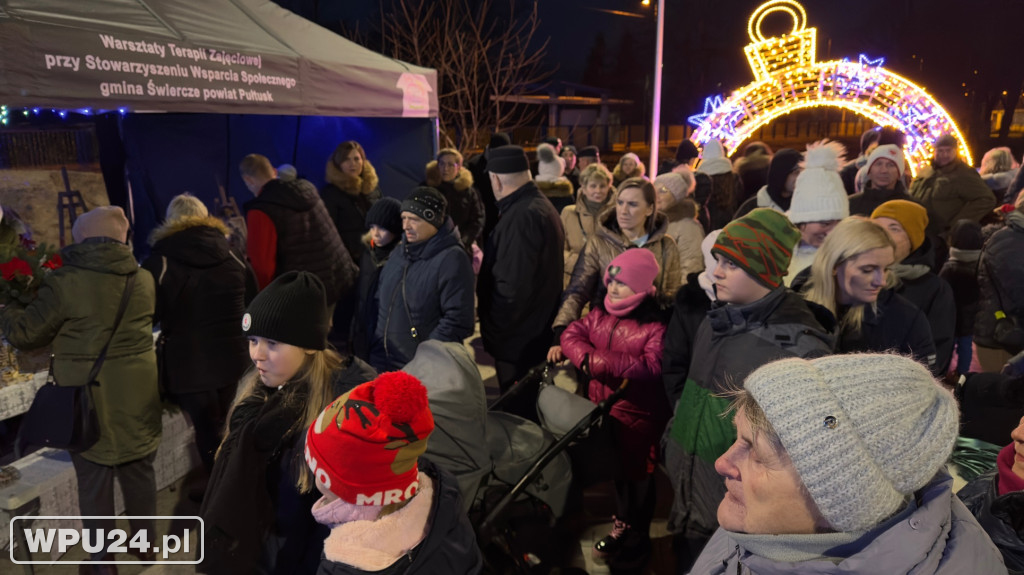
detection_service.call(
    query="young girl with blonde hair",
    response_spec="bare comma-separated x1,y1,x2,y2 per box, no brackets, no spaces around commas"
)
200,271,376,575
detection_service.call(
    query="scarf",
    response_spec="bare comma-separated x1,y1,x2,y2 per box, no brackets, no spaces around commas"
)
582,196,607,215
948,247,981,264
997,442,1024,496
604,289,654,317
311,495,383,528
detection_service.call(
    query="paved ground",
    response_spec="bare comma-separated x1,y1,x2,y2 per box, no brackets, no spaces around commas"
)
22,327,679,574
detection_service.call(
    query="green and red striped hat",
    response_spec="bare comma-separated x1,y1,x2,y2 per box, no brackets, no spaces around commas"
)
711,208,800,288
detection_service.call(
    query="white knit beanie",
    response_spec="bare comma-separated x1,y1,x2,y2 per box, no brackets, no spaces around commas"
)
787,140,850,224
696,139,733,176
536,143,566,182
744,354,959,533
864,144,906,177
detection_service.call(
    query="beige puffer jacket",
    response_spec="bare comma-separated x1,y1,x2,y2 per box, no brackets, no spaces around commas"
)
560,194,613,287
554,210,682,328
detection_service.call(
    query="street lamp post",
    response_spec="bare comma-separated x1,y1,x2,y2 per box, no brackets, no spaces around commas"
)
649,0,665,174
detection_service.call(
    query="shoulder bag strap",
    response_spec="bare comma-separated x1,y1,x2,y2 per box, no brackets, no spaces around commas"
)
85,272,136,383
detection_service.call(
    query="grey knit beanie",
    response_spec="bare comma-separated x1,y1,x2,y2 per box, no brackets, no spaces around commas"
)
744,354,959,533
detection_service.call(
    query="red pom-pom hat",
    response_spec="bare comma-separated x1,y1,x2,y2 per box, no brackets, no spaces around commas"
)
305,371,434,505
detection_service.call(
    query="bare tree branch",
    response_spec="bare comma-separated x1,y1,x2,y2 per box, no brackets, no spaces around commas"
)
378,0,552,152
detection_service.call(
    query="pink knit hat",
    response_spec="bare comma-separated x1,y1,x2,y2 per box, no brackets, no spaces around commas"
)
604,249,659,295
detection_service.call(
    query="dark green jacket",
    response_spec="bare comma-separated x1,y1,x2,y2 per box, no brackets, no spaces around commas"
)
0,241,161,465
910,159,996,235
663,288,833,538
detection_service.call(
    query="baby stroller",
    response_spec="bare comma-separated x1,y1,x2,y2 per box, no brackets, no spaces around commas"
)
403,342,627,573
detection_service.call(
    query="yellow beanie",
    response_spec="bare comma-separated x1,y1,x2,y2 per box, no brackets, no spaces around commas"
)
871,200,928,252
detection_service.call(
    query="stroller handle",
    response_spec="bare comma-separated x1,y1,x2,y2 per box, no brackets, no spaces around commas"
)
479,378,630,538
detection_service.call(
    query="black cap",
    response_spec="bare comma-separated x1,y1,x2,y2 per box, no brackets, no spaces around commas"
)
401,187,448,230
935,133,958,148
487,146,531,174
365,197,403,237
578,145,600,158
243,271,329,350
562,145,578,156
488,132,511,149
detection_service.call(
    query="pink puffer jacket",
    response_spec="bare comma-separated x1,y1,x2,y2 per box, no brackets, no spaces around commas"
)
561,304,670,476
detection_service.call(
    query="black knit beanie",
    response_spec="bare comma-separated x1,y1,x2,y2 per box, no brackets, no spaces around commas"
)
366,197,403,237
401,187,447,230
948,219,984,251
242,271,329,350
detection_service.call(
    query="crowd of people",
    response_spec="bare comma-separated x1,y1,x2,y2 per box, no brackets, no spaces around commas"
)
2,129,1024,575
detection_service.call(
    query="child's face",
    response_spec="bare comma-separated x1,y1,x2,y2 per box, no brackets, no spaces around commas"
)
248,336,309,388
712,254,771,305
370,225,396,247
606,278,637,302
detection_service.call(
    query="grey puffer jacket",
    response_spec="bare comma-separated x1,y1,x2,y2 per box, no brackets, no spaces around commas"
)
688,471,1006,574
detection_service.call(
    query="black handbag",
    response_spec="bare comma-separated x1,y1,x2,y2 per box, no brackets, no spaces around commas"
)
15,273,136,457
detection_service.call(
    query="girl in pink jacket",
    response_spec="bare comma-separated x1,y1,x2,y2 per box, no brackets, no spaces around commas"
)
561,248,670,568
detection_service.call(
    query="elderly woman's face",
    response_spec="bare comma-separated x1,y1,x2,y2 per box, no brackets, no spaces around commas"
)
715,407,825,535
1012,415,1024,480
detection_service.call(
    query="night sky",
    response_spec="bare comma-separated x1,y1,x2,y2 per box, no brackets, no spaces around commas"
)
275,0,1024,136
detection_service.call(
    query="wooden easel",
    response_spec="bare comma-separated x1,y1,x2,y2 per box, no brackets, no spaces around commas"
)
56,166,86,247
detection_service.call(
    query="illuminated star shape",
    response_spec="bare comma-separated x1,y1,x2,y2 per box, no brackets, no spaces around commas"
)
688,95,726,128
858,54,885,68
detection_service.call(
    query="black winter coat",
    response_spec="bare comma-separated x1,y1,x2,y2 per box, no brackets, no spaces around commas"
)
958,467,1024,574
839,288,937,369
424,162,486,251
892,238,956,375
246,178,357,304
352,235,398,362
662,272,713,405
465,152,499,243
478,181,565,362
847,181,916,216
315,458,482,575
199,357,377,575
976,211,1024,353
939,251,981,337
320,160,382,263
370,220,475,371
141,218,254,394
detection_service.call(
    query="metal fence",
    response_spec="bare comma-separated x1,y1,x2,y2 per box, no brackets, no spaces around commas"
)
0,128,99,169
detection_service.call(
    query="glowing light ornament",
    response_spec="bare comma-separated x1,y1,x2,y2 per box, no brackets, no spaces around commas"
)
687,0,972,173
0,105,8,126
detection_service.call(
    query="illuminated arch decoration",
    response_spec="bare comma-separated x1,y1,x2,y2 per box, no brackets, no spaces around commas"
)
687,0,972,172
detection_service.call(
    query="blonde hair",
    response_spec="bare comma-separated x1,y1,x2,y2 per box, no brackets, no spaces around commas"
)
579,163,613,188
218,348,344,493
166,193,209,221
979,146,1014,176
803,217,896,335
437,148,464,164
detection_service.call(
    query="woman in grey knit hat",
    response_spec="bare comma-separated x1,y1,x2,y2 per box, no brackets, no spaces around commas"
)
688,353,1006,574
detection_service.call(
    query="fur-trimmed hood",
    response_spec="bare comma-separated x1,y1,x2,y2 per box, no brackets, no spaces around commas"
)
537,178,574,198
325,156,380,196
148,215,230,246
424,161,474,191
147,215,236,269
613,162,646,183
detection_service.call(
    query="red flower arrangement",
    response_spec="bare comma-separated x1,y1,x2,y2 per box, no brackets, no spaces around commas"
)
0,244,61,305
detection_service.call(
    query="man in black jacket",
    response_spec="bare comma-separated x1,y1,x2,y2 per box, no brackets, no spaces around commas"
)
239,154,357,305
477,146,565,392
